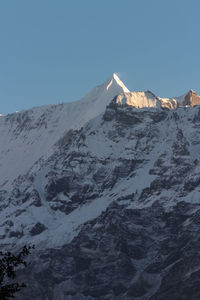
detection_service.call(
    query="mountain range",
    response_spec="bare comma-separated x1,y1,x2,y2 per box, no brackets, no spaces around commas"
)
1,74,200,299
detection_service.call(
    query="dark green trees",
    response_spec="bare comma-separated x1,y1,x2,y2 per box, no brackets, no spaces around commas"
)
0,245,34,299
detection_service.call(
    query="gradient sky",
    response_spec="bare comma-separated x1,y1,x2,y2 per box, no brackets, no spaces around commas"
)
0,0,200,114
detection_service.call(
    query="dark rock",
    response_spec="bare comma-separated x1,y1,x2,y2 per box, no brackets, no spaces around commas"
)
103,108,116,121
30,222,47,236
127,276,152,297
9,230,23,238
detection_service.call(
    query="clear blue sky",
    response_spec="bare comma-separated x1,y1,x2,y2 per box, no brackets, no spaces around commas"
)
0,0,200,114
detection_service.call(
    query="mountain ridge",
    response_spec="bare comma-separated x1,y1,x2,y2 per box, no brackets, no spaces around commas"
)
1,73,200,117
0,74,128,189
8,98,200,299
1,74,200,299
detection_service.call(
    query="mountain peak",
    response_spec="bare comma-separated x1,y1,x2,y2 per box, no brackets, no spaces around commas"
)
107,72,121,81
112,72,121,81
105,73,130,93
188,89,197,95
182,89,200,106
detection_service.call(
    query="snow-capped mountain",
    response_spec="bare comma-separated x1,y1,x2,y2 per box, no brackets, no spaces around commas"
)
1,75,200,299
115,89,200,110
0,73,128,189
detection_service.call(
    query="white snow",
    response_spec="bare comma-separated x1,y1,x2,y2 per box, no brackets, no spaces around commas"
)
0,73,200,251
173,93,187,105
0,73,129,189
115,91,160,108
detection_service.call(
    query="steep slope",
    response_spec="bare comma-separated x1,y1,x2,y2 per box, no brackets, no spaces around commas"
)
1,76,200,299
6,102,200,299
115,91,161,108
0,101,200,248
115,90,200,110
158,89,200,109
182,89,200,106
16,201,200,300
0,73,129,189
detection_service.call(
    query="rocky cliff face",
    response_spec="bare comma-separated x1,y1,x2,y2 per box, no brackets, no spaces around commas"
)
2,102,200,299
1,76,200,299
182,89,200,107
15,201,200,300
0,73,128,189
